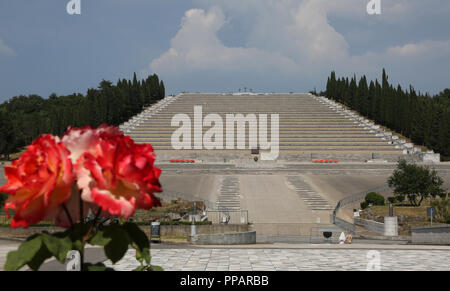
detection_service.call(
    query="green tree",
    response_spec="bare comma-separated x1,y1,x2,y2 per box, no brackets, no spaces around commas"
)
0,111,18,160
388,160,446,206
364,192,385,206
431,198,449,223
322,69,450,160
159,80,165,99
0,73,165,158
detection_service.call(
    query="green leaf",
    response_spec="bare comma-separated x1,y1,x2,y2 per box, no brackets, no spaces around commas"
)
133,265,148,271
151,265,164,271
89,224,131,264
123,222,150,264
27,244,52,271
132,265,164,271
104,225,130,264
135,248,144,264
89,229,112,246
41,233,72,263
84,263,115,271
67,223,91,241
4,235,45,271
71,240,84,254
65,223,91,253
4,250,25,271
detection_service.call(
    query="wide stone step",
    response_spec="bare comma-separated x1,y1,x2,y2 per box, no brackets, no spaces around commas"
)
138,145,398,150
136,118,355,122
129,133,371,136
128,132,376,137
134,140,389,145
216,176,241,211
128,127,369,130
137,123,358,127
286,176,334,210
131,140,389,145
143,148,401,153
137,117,353,120
136,115,348,119
129,137,383,141
129,128,365,132
118,93,412,162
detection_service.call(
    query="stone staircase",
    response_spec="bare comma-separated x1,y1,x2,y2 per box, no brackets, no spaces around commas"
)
286,176,334,210
118,93,420,162
216,176,240,211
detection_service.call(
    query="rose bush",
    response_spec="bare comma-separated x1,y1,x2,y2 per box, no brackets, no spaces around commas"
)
1,124,163,271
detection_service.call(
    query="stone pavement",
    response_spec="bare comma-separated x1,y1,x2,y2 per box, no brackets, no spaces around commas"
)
104,244,450,271
2,240,449,271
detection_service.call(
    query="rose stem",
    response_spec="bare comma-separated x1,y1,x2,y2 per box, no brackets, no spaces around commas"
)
62,204,73,227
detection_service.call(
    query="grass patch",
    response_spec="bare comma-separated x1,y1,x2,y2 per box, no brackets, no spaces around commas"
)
370,205,428,218
0,221,57,228
0,199,207,227
361,201,445,235
136,220,211,226
0,220,212,228
0,148,26,162
159,235,188,242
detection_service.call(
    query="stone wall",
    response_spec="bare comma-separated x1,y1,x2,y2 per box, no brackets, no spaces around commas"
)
354,218,385,235
0,226,63,237
144,224,249,237
422,153,441,163
411,225,450,245
0,224,250,238
156,152,422,163
188,231,256,245
249,223,333,236
354,217,399,236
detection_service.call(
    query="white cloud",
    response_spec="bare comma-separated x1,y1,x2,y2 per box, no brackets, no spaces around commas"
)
148,0,450,93
149,2,348,77
0,38,15,57
346,40,450,71
150,7,297,76
386,40,450,58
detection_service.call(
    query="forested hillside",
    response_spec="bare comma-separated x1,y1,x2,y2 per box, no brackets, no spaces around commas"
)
0,73,165,159
323,69,450,159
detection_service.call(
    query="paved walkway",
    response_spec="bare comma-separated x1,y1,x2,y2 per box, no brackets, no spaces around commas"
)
104,244,450,271
240,175,325,225
2,240,449,271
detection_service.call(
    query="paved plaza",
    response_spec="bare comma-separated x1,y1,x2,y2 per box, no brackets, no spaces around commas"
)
104,245,450,271
1,238,449,271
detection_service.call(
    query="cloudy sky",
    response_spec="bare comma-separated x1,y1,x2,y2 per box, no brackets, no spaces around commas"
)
0,0,449,102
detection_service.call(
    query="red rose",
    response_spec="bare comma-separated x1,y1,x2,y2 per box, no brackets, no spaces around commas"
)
69,125,162,219
0,135,74,228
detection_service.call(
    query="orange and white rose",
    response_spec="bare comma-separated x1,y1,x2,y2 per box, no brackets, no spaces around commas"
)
66,125,162,219
0,135,74,228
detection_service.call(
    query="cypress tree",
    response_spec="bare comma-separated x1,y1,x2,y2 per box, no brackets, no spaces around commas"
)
159,80,165,99
322,69,450,159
